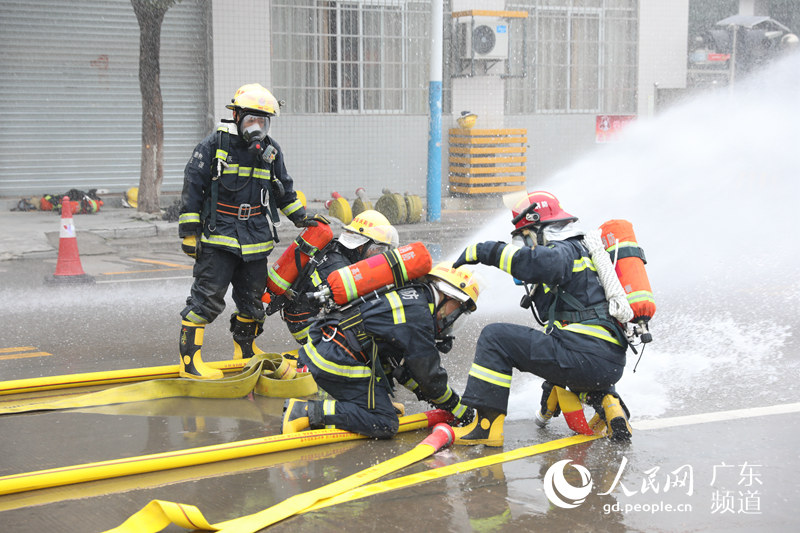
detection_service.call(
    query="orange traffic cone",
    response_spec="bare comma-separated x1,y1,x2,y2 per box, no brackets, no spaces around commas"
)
45,196,94,284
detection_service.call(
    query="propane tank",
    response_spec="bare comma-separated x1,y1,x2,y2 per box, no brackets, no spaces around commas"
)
326,241,432,306
265,222,334,299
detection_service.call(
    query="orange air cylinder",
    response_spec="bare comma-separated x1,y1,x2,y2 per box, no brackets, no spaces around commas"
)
326,242,432,305
599,219,656,322
265,222,334,300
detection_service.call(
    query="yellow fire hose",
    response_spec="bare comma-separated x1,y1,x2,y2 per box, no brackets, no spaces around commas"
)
305,433,600,512
102,431,600,533
0,353,315,415
0,359,249,396
0,410,451,497
102,424,457,533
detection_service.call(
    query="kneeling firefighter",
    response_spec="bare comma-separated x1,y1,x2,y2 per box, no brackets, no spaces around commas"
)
282,262,480,438
267,210,399,345
451,191,633,446
178,83,322,380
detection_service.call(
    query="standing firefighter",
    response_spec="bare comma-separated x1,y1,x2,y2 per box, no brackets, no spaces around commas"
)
268,210,399,345
282,263,480,438
451,191,633,446
178,83,319,380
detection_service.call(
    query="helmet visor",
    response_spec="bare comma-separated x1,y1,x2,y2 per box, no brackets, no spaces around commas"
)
338,230,371,249
240,114,270,142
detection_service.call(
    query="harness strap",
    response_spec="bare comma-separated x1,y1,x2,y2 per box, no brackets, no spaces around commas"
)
338,308,394,409
611,246,647,264
385,248,407,288
548,287,628,346
202,128,230,232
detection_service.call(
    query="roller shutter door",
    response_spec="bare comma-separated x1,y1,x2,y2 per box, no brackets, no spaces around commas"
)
0,0,209,198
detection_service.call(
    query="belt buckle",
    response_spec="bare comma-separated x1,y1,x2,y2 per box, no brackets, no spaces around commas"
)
237,203,252,220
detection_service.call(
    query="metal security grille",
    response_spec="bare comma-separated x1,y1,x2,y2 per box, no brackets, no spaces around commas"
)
271,0,431,114
505,0,638,114
0,0,209,198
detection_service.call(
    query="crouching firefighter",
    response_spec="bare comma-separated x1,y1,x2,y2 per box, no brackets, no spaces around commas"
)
282,262,480,438
451,191,634,446
178,83,320,380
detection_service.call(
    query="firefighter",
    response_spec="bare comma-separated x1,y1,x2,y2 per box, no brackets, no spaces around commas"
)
450,191,632,446
282,262,480,439
275,210,399,345
178,83,321,380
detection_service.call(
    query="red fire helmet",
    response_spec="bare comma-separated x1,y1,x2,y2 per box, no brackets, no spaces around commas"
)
511,191,577,234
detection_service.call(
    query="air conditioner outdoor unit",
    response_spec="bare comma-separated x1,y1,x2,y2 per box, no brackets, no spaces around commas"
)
461,17,510,60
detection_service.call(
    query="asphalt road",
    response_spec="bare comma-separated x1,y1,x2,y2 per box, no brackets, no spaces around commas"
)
0,206,798,532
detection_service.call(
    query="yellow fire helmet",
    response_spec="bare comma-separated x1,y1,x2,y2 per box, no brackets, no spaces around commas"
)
427,261,480,312
225,83,280,117
123,187,138,208
339,209,399,249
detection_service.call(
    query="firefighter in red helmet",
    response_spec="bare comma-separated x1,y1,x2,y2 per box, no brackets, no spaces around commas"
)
178,83,322,380
451,191,632,446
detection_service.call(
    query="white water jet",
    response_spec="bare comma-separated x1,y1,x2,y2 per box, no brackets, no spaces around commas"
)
455,52,800,421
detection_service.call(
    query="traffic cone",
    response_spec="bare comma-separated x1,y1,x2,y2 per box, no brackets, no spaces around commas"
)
45,196,94,285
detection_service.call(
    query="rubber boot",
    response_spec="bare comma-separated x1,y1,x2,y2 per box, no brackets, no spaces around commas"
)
453,408,505,447
602,394,633,442
282,399,324,434
179,321,223,380
231,313,266,359
534,381,560,428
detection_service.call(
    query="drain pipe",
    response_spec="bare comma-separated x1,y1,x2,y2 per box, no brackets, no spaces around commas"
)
426,0,443,222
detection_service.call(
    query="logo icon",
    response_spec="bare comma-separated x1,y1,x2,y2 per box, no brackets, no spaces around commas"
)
543,459,593,509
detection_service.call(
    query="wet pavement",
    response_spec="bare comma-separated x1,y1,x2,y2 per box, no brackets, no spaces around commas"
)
0,201,799,532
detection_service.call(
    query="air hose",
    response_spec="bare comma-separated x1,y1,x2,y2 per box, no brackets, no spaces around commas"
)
582,229,633,323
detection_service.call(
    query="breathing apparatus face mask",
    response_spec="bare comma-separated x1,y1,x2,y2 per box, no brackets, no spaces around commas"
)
239,113,270,144
432,286,471,340
512,229,540,248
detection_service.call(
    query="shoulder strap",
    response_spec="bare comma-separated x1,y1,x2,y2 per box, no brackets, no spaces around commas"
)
201,127,231,232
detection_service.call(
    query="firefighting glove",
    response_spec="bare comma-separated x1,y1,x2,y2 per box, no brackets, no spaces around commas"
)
452,241,507,269
434,391,473,427
435,335,454,354
181,235,198,258
294,213,330,228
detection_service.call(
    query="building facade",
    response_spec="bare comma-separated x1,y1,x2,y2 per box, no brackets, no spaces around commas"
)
1,0,750,204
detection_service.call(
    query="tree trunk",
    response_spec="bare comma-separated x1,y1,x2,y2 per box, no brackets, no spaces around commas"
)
132,1,170,214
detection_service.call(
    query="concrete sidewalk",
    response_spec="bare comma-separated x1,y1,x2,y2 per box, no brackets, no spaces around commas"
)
0,198,502,261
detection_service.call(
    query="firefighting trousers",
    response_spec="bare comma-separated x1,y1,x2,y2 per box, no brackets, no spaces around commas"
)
461,322,625,415
181,246,268,324
297,346,399,439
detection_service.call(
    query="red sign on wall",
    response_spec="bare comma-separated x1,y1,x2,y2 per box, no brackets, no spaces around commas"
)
596,115,636,143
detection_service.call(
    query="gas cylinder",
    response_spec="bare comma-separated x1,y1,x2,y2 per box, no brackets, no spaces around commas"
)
600,219,656,324
265,222,334,298
326,241,432,305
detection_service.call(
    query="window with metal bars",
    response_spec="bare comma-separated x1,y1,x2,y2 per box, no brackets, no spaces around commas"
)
271,0,430,114
506,0,638,114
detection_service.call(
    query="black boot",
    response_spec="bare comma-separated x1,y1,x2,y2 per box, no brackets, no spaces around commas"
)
230,313,266,359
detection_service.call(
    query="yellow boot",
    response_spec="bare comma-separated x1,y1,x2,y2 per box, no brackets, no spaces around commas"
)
179,321,223,380
601,394,632,442
453,409,505,447
231,313,266,359
282,399,325,434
